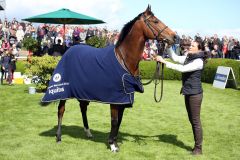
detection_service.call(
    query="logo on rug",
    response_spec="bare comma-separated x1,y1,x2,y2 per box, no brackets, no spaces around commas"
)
53,73,61,82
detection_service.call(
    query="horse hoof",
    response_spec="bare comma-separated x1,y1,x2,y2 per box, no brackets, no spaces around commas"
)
110,144,119,153
56,139,61,143
84,128,93,138
56,137,61,143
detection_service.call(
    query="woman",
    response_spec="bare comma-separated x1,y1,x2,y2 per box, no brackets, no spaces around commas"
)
1,39,10,50
8,49,16,85
1,51,11,84
156,39,208,155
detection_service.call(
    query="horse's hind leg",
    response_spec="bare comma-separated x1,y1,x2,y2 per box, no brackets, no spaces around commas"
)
79,100,92,138
56,100,66,143
117,107,125,133
108,105,125,152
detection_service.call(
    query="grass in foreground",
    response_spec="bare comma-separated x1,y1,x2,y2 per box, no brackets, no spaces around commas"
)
0,81,239,160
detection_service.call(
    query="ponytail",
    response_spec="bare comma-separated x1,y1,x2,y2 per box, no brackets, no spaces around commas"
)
203,51,208,64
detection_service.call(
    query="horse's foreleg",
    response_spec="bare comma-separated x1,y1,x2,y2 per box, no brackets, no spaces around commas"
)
56,100,66,143
79,100,92,138
108,105,121,152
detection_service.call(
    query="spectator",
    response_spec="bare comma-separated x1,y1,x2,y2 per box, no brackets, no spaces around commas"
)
232,39,240,59
9,34,17,47
79,28,87,43
1,50,11,84
72,26,80,44
37,25,45,43
12,44,19,57
211,44,222,58
222,36,228,58
142,48,149,60
9,25,17,38
86,27,94,40
66,26,74,39
227,37,235,59
212,34,222,51
73,36,81,45
55,33,63,45
0,24,4,40
8,49,16,84
180,35,191,55
1,39,10,50
173,31,181,55
16,25,25,43
149,40,158,57
52,39,64,56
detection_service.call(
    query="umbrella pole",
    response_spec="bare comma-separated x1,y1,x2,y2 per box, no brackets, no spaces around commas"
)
63,24,65,43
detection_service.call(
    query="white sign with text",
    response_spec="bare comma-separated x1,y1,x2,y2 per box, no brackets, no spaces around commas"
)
213,66,236,89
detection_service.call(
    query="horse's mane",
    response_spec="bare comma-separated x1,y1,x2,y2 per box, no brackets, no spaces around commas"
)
115,13,143,47
115,10,155,47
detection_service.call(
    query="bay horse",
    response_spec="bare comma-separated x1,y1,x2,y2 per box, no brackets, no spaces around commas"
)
42,5,176,152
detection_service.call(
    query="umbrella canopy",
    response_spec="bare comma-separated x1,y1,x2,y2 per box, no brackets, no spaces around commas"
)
22,8,105,24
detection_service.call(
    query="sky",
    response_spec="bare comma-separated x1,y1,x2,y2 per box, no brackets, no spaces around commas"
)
1,0,240,38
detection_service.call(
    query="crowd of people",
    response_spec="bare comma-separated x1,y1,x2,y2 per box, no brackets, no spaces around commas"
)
0,17,240,85
0,17,119,85
0,17,119,55
142,33,240,60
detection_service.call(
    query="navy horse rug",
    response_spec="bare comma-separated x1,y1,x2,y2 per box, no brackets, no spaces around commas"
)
41,44,144,106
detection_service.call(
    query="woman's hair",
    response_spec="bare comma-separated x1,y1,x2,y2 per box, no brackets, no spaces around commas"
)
195,39,208,64
195,38,203,50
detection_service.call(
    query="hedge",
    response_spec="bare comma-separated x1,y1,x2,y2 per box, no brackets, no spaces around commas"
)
139,59,240,86
24,55,61,91
86,36,107,48
17,56,239,90
16,61,27,74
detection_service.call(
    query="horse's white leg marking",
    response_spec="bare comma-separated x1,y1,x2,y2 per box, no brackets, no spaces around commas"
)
110,143,119,152
84,127,93,138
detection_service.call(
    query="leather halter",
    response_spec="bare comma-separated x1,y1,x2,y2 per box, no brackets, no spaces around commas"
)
141,13,167,102
142,14,168,41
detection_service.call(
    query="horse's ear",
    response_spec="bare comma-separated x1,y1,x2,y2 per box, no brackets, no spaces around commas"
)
145,4,151,12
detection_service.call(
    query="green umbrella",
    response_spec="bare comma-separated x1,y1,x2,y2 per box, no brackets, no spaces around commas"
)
22,8,105,39
22,8,105,24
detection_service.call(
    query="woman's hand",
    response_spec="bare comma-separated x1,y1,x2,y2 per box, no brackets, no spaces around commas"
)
155,56,167,64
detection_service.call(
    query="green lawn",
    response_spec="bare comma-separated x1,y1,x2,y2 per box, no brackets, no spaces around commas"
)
0,81,239,160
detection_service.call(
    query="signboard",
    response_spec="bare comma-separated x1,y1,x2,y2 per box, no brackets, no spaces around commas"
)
213,66,237,89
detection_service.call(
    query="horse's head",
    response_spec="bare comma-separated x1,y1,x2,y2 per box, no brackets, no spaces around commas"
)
140,5,176,45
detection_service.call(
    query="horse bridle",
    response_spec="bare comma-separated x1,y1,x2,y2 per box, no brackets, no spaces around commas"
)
142,14,168,41
142,13,168,103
